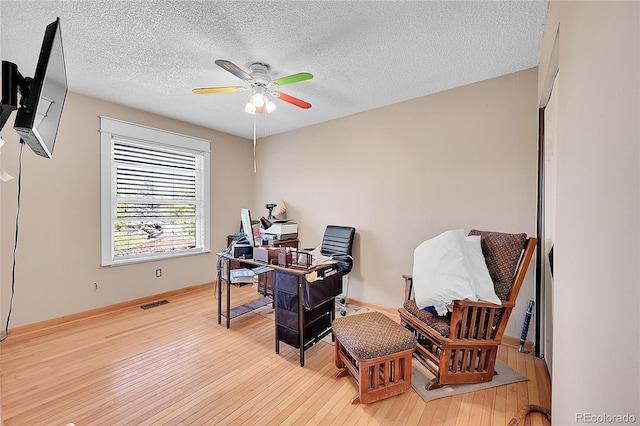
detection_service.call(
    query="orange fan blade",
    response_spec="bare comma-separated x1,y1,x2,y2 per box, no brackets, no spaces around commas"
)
192,86,247,94
271,91,312,109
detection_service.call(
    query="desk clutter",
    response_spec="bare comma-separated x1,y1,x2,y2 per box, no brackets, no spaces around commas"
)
228,234,334,270
253,247,280,263
220,209,356,367
217,252,344,367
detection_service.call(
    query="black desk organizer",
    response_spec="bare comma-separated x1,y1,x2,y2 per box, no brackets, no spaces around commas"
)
274,265,343,367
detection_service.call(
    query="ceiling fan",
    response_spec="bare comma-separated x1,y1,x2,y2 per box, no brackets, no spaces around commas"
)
193,60,313,114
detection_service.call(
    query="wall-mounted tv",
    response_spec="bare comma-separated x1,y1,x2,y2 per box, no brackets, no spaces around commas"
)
1,17,67,159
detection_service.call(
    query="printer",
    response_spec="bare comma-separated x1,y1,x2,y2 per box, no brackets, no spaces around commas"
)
229,238,253,258
262,222,298,241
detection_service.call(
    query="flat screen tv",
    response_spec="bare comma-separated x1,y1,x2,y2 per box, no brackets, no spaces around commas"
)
9,18,67,158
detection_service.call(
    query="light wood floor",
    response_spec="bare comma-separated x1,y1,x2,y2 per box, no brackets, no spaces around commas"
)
0,284,551,425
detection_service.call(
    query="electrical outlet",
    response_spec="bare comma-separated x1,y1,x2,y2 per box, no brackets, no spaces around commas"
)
155,269,162,277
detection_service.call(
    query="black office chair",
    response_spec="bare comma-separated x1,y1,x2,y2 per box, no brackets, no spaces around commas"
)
320,225,356,316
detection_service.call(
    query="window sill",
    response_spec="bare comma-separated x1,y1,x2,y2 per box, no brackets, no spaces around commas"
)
102,248,212,267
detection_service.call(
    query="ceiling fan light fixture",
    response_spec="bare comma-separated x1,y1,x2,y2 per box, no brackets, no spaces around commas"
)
244,102,256,114
265,99,277,113
251,92,265,108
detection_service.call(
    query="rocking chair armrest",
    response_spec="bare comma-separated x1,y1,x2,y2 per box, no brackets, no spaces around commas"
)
454,299,515,309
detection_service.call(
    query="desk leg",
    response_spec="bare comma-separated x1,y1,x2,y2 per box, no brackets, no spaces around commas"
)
329,298,335,323
275,273,280,354
217,259,222,325
330,297,336,342
226,258,231,329
298,275,305,367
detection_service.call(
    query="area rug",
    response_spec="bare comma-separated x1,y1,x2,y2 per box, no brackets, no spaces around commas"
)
228,297,272,319
411,360,528,403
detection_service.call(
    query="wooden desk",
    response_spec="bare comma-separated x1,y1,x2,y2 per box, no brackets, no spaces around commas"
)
226,235,298,249
216,253,342,367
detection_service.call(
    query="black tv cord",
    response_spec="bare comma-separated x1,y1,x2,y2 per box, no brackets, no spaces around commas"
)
1,141,24,342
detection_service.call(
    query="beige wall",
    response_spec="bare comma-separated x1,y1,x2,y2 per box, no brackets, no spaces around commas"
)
538,1,639,423
0,69,539,341
0,132,3,423
0,92,254,328
255,68,539,339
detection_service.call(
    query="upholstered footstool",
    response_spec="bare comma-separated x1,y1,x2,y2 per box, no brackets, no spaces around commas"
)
332,311,417,404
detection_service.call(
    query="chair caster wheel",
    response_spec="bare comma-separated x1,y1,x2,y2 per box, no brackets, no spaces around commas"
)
340,311,347,316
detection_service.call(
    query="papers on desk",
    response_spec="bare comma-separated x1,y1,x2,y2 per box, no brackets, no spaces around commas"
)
252,265,274,275
308,245,333,266
230,268,255,284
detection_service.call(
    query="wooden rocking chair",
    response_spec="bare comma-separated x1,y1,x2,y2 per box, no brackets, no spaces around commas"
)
398,230,536,390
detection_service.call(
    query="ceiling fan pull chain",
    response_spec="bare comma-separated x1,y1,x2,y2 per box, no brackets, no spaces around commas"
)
253,113,257,173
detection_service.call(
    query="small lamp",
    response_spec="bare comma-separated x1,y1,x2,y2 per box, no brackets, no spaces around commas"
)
260,216,272,230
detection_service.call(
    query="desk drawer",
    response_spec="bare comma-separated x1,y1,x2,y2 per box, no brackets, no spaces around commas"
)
304,302,331,325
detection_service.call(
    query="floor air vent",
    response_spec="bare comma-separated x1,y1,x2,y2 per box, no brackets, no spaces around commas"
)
141,300,170,310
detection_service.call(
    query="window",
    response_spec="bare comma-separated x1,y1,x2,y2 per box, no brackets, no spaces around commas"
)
100,117,210,266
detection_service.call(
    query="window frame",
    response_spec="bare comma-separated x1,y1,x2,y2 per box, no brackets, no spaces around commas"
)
100,116,210,266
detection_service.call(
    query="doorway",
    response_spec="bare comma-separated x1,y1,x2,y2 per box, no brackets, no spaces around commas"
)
536,30,559,374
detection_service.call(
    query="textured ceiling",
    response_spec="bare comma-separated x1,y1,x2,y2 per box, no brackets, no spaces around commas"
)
1,1,548,140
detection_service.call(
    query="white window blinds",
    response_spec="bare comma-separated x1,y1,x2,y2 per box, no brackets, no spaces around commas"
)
100,117,210,265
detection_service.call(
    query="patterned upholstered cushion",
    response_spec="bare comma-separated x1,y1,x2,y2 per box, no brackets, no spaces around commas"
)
332,312,417,359
403,300,452,337
468,230,527,300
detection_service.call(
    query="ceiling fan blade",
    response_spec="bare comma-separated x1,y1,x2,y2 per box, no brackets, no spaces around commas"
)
271,91,312,109
192,86,247,94
215,60,255,84
268,72,313,87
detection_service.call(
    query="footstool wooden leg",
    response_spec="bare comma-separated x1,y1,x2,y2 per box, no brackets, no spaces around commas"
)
335,337,345,369
335,368,349,378
331,311,417,405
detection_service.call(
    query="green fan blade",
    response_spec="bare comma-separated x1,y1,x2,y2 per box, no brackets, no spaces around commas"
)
268,72,313,87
